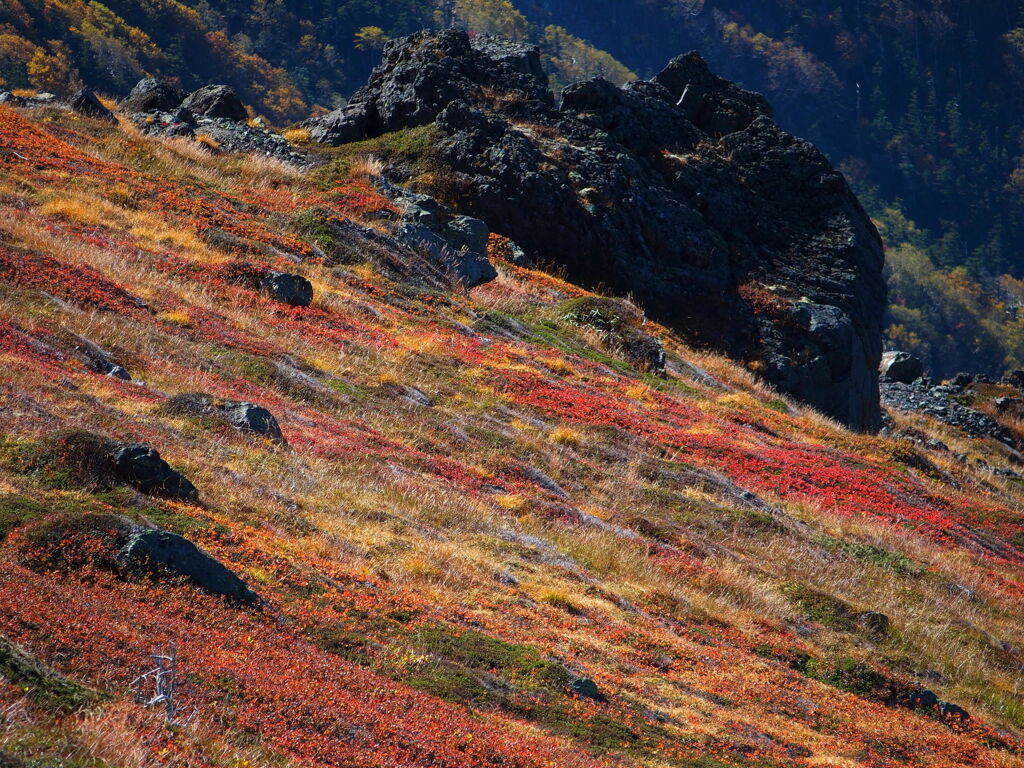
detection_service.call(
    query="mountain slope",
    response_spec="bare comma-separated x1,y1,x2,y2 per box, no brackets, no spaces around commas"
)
305,30,886,431
0,90,1022,767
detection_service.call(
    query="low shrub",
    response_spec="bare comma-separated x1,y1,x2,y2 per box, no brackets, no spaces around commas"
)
19,512,134,574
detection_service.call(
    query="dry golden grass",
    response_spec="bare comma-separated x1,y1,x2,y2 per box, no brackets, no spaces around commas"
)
349,154,386,179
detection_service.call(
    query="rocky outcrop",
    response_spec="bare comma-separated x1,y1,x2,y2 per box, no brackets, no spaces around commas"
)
118,528,262,607
122,79,305,163
306,30,886,431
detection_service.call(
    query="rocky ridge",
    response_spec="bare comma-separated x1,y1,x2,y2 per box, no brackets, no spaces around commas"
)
306,30,887,432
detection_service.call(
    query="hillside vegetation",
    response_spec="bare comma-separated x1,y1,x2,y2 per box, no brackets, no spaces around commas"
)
0,95,1022,768
4,1,1024,375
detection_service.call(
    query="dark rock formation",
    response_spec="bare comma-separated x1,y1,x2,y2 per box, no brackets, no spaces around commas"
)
856,611,890,637
181,85,248,121
568,675,607,702
118,528,261,606
262,270,313,307
306,30,886,431
880,351,924,383
220,401,284,440
121,77,183,113
111,444,198,502
69,88,115,123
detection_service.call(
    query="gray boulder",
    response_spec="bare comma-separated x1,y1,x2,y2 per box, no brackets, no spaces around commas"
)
181,85,247,121
118,529,261,606
568,676,607,702
445,216,490,256
304,102,376,146
111,444,198,502
880,351,924,384
395,220,497,289
876,352,925,385
161,392,284,441
69,88,115,123
262,271,313,307
121,77,183,113
220,401,284,441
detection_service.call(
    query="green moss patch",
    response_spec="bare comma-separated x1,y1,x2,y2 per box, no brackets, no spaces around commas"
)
780,583,858,632
0,495,46,542
0,634,100,711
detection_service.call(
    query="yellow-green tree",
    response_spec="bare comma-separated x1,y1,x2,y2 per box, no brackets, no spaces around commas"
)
26,41,80,95
454,0,528,42
354,26,388,51
541,25,635,90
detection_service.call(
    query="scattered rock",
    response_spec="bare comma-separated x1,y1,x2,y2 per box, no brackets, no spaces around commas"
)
518,465,568,498
856,611,890,636
1003,369,1024,391
379,382,433,407
118,528,261,607
162,392,285,441
881,379,1015,445
69,87,115,123
897,688,970,725
58,331,130,379
567,675,607,702
262,271,313,307
111,444,198,502
494,571,520,586
880,351,924,383
181,85,247,121
124,84,305,162
121,77,183,113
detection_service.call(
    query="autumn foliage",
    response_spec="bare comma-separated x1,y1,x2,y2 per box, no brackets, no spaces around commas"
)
0,103,1022,768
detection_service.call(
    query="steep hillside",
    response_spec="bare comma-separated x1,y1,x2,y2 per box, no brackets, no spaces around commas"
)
306,30,886,431
0,87,1023,768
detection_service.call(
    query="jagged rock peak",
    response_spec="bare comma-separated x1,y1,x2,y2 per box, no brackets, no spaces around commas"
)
307,29,886,432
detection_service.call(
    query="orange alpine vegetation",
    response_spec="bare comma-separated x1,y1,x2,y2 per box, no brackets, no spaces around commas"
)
0,103,1022,768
